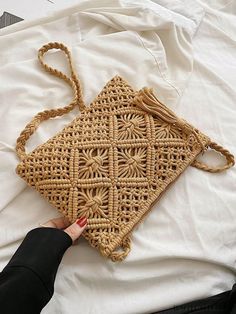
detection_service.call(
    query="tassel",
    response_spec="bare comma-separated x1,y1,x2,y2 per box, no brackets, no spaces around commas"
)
132,87,205,152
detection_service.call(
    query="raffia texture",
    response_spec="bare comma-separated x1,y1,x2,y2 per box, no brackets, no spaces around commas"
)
15,43,235,261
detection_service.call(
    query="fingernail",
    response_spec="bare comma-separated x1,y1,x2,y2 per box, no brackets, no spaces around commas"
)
76,217,87,228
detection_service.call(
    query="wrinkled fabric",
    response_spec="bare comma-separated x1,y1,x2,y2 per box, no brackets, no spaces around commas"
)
0,1,235,313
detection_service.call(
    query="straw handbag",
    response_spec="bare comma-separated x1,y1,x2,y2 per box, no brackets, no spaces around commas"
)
15,43,234,261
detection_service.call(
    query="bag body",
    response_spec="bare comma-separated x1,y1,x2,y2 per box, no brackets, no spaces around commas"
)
15,43,234,261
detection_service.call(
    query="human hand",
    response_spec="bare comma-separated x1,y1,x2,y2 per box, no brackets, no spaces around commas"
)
39,216,87,242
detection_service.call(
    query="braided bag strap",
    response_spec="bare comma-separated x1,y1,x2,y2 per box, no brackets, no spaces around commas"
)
191,141,235,173
16,42,85,161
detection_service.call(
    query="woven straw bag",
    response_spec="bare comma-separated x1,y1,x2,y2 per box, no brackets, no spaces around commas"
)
15,43,234,262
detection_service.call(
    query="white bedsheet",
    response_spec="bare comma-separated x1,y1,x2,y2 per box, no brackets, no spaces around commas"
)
0,1,235,313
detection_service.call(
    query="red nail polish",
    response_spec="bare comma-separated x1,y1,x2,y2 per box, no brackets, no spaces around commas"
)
76,217,87,227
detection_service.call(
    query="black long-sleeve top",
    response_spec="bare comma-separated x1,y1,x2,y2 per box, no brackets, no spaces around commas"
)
0,227,235,314
0,227,72,314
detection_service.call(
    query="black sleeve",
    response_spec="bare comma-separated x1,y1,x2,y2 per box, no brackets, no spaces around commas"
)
0,227,72,314
230,284,236,313
153,284,236,314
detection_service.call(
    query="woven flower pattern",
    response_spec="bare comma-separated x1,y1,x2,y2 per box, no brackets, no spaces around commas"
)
78,148,109,179
77,187,109,219
118,147,146,177
154,120,183,139
117,113,146,140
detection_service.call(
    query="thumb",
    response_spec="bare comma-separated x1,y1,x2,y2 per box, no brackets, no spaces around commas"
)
64,217,87,242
